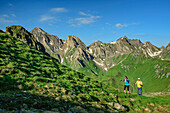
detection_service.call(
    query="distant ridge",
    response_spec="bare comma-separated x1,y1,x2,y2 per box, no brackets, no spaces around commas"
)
5,25,170,75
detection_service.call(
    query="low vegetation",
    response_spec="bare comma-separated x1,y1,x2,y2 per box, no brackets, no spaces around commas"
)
103,50,170,93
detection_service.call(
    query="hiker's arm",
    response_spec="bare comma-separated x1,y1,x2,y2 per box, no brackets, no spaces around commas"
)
140,82,143,85
129,82,130,85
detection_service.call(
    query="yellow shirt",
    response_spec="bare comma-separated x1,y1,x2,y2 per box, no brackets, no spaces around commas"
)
136,81,143,88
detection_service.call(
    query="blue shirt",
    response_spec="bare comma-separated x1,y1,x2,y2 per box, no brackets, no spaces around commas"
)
123,79,130,86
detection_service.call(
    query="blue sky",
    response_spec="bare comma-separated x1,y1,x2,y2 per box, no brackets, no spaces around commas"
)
0,0,170,47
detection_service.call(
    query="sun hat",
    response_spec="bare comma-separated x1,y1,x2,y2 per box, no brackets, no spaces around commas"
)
138,78,140,80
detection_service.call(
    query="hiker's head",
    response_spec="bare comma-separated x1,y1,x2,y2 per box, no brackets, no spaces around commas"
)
138,78,140,81
124,76,127,79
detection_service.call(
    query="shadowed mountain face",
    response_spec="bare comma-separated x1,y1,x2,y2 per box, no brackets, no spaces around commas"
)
5,25,170,75
0,29,4,33
166,43,170,50
31,28,95,71
30,28,100,75
30,28,63,54
6,25,45,52
159,43,170,60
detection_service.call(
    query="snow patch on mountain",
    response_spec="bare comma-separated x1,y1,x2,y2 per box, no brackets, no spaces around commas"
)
70,55,73,61
110,41,117,44
147,49,162,57
49,41,53,45
111,64,115,68
89,48,93,54
61,57,63,63
104,67,108,71
65,48,68,53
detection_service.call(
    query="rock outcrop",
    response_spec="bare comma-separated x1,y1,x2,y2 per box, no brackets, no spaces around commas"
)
166,43,170,50
159,43,170,60
30,28,63,53
30,28,95,70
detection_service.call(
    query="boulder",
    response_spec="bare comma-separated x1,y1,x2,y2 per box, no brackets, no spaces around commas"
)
70,106,88,113
114,103,127,111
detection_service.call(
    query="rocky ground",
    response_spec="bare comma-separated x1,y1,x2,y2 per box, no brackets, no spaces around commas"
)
143,92,170,97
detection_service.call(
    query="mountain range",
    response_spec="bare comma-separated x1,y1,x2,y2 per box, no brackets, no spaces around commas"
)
4,25,170,92
5,25,170,72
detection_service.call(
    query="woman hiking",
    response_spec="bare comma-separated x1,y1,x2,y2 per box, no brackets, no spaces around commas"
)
121,76,130,94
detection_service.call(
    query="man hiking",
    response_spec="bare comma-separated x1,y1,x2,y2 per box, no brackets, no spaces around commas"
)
121,76,130,94
135,78,143,95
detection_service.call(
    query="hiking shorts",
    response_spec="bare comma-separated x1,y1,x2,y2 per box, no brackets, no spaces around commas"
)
124,85,129,91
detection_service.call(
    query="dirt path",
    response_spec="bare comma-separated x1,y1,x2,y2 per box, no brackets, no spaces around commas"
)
143,92,170,97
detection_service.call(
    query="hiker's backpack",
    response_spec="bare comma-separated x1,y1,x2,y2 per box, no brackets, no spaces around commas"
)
140,81,143,87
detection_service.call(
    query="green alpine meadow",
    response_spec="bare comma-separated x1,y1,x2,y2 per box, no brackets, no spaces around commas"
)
0,26,170,112
103,51,170,93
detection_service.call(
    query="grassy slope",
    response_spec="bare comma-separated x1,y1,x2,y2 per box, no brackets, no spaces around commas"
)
104,50,170,93
78,59,105,77
0,32,169,112
0,32,119,112
117,93,170,113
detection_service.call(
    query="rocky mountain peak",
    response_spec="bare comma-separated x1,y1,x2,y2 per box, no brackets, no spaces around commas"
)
143,41,158,48
31,27,49,35
129,39,142,43
5,25,45,52
30,27,64,56
88,40,103,48
121,36,128,39
127,39,142,48
66,35,87,49
32,27,39,31
143,41,159,50
6,25,33,41
116,36,132,46
166,43,170,50
31,27,59,40
144,41,151,45
160,46,165,50
67,35,79,40
6,25,28,35
116,36,134,48
94,40,103,43
143,41,162,58
117,36,128,41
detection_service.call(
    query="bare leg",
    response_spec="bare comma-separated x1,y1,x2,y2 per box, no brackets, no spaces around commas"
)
124,90,126,94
